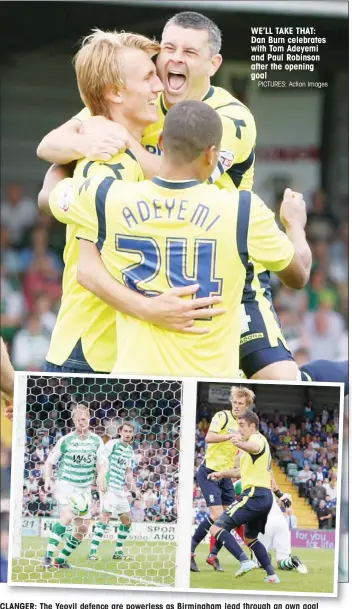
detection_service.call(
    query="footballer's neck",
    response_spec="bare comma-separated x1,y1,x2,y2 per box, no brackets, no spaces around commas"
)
158,159,204,183
109,106,144,142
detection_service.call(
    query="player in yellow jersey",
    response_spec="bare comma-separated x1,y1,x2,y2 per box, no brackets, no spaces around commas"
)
39,30,224,374
49,100,310,378
209,409,280,583
191,386,255,573
37,13,298,381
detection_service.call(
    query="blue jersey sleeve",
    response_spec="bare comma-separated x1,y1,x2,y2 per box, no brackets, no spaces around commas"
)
300,360,348,395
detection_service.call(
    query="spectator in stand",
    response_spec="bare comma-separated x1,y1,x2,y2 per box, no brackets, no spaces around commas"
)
11,314,50,371
19,227,63,275
310,479,327,510
304,472,317,499
23,255,62,313
304,442,318,465
303,298,347,361
33,294,57,334
297,464,313,497
194,500,209,525
131,499,145,523
317,499,332,530
325,478,337,503
24,493,39,516
0,226,22,278
37,491,54,517
0,182,37,246
316,466,325,482
306,189,339,243
0,264,26,344
291,444,305,469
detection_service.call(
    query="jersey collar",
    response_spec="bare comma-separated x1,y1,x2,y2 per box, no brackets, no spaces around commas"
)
152,176,202,189
160,86,215,116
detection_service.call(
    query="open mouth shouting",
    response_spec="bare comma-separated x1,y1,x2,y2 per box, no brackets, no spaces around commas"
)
167,69,187,93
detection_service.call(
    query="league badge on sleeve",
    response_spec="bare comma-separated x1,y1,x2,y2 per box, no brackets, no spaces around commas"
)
219,149,235,170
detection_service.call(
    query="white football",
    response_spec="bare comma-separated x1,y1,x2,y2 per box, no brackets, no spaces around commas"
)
69,492,89,516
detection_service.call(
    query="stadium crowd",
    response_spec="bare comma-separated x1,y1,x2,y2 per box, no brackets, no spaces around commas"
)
194,400,339,530
19,377,180,524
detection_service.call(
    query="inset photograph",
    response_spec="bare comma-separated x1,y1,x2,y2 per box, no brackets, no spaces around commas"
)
191,381,343,596
9,374,182,588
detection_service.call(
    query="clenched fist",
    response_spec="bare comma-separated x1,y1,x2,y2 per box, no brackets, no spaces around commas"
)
280,188,307,230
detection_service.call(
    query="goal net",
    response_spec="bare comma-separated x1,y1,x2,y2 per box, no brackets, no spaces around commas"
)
10,374,182,589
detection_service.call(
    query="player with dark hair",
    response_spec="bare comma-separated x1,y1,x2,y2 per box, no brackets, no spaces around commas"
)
208,410,279,583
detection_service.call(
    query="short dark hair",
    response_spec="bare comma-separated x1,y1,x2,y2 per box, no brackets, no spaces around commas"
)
238,410,259,430
163,11,222,55
163,100,223,163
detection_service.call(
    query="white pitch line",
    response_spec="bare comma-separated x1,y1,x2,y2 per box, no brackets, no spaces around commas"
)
30,558,172,588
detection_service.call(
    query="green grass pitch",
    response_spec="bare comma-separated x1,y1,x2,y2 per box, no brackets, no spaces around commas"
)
190,545,335,594
11,536,176,587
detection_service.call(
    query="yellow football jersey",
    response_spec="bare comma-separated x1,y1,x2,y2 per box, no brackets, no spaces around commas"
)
47,150,143,372
141,87,256,191
240,432,272,491
205,410,239,471
64,175,294,378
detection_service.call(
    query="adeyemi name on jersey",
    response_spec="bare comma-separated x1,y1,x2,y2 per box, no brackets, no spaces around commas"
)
122,199,220,232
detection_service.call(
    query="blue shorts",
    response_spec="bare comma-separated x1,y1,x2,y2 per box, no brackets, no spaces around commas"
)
215,486,273,539
197,463,236,507
44,339,109,374
240,340,294,378
44,361,107,374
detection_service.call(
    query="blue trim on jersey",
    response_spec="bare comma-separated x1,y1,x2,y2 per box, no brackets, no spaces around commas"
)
202,86,215,101
152,176,202,189
236,191,255,300
82,161,94,178
227,147,255,188
257,269,281,328
95,176,115,252
125,149,137,161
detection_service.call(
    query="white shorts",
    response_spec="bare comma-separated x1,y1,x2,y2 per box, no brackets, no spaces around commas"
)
102,489,130,517
259,517,291,561
54,480,92,519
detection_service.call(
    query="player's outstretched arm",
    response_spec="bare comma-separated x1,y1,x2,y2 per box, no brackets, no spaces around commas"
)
205,431,238,444
77,239,225,334
37,115,127,165
38,163,75,214
208,468,240,481
231,432,261,454
0,338,14,398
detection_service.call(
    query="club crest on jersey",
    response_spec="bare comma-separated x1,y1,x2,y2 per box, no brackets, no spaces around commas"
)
57,183,74,212
219,149,235,169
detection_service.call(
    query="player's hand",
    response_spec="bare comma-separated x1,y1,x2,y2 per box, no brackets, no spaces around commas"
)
207,472,223,481
145,285,226,335
230,432,243,445
80,116,130,160
281,493,292,508
280,188,307,230
44,478,53,493
3,394,13,420
97,473,107,493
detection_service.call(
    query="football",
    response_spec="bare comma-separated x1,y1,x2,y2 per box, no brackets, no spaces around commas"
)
69,492,90,517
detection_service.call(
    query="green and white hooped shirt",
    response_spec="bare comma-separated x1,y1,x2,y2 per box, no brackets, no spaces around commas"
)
105,440,134,492
47,431,105,487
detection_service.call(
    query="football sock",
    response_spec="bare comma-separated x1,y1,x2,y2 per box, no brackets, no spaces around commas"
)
89,522,107,555
191,516,213,554
215,529,247,563
115,523,131,555
248,539,275,575
209,536,223,556
279,557,295,570
45,522,66,558
56,535,81,564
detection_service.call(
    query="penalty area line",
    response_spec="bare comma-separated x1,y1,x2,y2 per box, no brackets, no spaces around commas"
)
30,558,171,588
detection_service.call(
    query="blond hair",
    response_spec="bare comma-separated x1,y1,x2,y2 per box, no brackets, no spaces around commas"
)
120,420,134,432
73,28,160,117
230,386,255,408
72,404,91,419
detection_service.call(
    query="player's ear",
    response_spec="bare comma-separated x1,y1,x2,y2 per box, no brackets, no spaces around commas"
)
105,87,123,105
158,134,164,152
210,54,223,77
